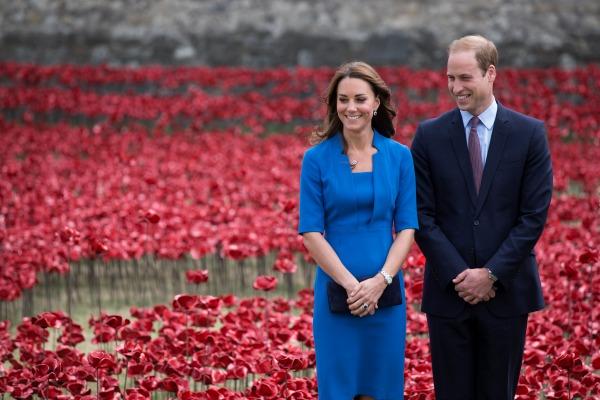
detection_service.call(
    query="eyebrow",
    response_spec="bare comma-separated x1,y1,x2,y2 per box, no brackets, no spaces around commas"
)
338,93,368,97
447,73,473,78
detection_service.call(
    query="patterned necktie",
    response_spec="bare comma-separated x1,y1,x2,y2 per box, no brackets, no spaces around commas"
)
468,116,483,194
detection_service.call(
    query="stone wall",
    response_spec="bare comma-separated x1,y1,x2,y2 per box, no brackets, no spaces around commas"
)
1,0,599,68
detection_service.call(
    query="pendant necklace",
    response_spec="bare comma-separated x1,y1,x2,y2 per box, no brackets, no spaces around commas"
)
350,160,358,170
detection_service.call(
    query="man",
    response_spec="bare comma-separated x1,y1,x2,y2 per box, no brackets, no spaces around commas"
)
411,35,553,399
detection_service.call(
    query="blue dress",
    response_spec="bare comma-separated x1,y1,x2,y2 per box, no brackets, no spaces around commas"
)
298,132,418,399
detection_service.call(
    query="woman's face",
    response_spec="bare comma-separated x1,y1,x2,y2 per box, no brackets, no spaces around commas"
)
336,77,380,136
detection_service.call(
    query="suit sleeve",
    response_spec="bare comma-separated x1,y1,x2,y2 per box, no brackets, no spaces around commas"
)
298,149,325,234
486,122,553,287
411,124,468,288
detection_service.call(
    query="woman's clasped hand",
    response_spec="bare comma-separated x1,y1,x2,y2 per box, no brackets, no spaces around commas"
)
346,275,387,317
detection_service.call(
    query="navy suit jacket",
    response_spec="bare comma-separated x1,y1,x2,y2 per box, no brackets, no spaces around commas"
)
411,103,553,318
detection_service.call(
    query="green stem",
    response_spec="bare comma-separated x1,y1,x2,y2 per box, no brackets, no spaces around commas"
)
123,360,128,392
66,243,72,316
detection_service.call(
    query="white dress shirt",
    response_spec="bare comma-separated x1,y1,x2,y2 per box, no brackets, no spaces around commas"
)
460,98,497,164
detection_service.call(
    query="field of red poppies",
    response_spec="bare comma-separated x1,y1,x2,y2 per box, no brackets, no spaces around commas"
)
0,62,599,399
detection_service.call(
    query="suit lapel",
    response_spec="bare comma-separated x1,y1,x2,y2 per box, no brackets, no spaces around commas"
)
371,132,390,223
449,110,477,207
332,133,357,219
475,104,510,214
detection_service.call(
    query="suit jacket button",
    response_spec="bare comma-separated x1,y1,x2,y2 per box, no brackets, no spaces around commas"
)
473,220,480,226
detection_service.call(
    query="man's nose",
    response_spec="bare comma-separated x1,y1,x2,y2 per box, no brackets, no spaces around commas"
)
451,82,463,94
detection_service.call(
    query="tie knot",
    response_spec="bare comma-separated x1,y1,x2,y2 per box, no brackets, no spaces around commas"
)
470,116,479,130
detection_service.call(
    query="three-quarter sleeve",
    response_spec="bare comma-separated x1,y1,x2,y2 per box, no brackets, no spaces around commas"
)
394,149,419,233
298,150,325,234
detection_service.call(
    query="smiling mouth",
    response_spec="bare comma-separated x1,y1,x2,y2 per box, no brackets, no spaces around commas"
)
346,114,361,120
456,94,471,101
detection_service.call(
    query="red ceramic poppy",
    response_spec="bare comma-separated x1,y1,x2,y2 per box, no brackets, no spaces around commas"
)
87,350,116,370
186,269,209,284
172,294,199,311
253,275,278,292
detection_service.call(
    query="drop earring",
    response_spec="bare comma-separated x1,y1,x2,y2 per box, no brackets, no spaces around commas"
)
373,110,377,116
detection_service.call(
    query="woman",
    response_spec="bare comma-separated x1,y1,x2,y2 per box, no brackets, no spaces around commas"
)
298,61,418,399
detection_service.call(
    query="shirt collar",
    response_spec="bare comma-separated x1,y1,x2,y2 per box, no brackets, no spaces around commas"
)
460,97,497,130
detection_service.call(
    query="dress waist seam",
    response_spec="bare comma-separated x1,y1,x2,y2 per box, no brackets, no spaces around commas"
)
325,224,392,235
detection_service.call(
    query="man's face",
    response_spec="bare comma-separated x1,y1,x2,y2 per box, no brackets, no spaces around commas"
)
447,50,495,116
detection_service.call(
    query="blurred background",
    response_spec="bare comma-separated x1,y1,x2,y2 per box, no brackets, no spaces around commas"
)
1,2,599,399
1,0,599,68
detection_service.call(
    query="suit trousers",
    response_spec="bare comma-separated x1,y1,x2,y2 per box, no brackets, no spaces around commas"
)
427,304,528,400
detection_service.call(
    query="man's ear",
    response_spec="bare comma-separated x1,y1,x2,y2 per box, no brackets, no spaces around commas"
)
487,65,497,83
